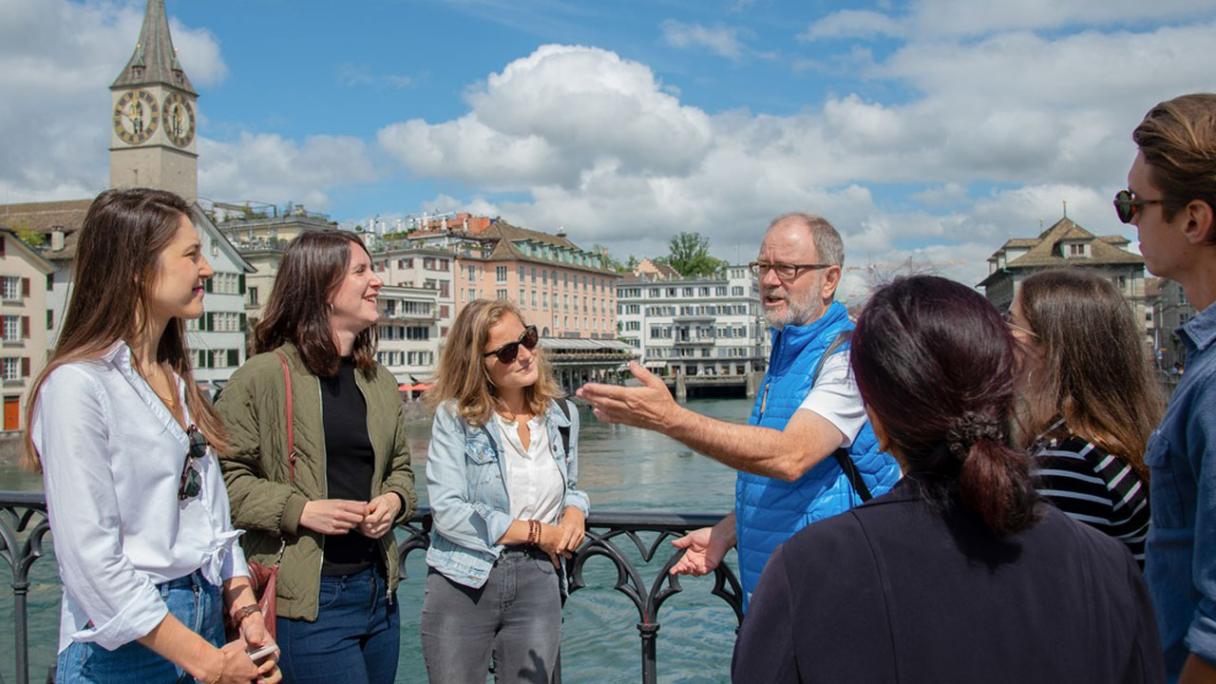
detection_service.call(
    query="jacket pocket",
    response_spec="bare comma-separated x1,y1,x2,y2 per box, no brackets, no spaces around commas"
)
1144,433,1185,529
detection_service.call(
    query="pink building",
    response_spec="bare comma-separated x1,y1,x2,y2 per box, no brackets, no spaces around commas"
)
406,216,620,339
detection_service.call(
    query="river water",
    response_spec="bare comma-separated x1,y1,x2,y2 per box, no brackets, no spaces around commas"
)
0,398,749,683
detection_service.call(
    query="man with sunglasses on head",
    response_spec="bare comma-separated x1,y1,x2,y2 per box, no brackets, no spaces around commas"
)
578,213,899,607
1126,93,1216,684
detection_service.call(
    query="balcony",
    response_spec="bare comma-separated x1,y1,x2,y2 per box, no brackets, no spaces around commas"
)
673,337,716,346
0,492,741,684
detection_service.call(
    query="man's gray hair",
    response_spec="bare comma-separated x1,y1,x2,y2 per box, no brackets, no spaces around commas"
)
768,212,845,267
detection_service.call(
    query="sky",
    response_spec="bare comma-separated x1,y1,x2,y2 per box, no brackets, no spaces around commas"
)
2,0,1215,299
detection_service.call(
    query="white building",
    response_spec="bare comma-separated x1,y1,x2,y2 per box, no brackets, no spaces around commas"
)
375,285,441,385
617,265,767,385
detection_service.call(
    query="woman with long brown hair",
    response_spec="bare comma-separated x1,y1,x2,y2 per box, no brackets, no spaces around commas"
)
420,299,589,683
216,230,415,684
1008,268,1162,566
24,188,278,683
733,275,1162,682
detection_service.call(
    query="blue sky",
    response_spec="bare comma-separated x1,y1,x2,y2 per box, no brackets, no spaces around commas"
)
3,0,1216,296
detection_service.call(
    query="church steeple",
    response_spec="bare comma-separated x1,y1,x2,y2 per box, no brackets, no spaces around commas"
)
111,0,195,95
108,0,199,201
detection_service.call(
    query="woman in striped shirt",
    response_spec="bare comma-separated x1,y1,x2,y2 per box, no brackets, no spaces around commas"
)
1008,268,1162,566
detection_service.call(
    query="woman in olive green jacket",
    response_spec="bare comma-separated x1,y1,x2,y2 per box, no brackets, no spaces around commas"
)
217,231,416,684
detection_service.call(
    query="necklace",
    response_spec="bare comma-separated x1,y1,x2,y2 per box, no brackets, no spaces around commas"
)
138,362,180,415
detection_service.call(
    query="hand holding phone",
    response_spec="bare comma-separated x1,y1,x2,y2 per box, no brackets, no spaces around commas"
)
246,643,279,664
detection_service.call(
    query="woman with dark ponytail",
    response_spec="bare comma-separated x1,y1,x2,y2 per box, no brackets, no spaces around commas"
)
732,275,1163,683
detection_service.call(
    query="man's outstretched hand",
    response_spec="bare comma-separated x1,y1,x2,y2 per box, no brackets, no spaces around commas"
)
576,362,681,433
669,525,733,576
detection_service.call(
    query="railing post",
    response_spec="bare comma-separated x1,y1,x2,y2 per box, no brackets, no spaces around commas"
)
638,622,659,684
12,575,28,684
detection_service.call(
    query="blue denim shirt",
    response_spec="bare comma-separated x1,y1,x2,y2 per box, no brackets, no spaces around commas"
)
425,399,590,589
1146,300,1216,679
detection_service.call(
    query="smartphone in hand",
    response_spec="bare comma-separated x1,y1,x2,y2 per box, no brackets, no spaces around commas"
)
246,643,279,664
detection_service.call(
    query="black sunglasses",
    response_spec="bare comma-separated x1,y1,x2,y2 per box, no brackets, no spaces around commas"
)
483,325,539,364
1113,189,1165,224
179,425,208,501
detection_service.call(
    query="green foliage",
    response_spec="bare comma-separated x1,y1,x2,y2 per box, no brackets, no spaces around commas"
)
666,232,726,277
13,223,46,248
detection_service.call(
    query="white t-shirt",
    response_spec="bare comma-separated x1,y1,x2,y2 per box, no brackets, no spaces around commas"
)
796,351,868,448
492,412,565,525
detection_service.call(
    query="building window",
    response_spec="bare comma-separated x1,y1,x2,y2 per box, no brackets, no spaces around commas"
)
731,286,744,296
1,277,22,301
1068,243,1085,256
2,316,19,341
2,357,19,381
496,266,507,282
496,289,508,300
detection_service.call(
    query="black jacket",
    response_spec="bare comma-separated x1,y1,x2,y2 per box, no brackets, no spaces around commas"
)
732,478,1164,683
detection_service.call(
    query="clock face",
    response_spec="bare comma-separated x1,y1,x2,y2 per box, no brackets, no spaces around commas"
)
112,90,159,145
163,92,196,147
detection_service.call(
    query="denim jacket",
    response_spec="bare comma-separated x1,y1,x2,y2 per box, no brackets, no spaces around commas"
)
1146,300,1216,679
425,398,590,589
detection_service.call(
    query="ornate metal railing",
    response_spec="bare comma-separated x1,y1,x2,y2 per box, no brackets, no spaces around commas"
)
1,492,741,684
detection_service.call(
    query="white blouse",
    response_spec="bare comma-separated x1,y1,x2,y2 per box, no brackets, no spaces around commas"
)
492,412,565,526
31,342,248,652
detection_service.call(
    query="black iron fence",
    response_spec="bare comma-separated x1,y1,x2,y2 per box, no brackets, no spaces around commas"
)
1,492,742,684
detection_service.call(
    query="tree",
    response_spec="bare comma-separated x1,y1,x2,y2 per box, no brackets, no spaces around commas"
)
667,232,726,278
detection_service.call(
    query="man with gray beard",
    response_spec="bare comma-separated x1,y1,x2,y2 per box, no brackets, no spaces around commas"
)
578,213,899,606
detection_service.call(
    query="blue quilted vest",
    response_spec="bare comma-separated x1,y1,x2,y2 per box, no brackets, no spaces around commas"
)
735,301,900,605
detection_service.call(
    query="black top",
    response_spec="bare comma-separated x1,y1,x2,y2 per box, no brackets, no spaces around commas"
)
1033,430,1150,567
319,357,379,576
732,477,1164,684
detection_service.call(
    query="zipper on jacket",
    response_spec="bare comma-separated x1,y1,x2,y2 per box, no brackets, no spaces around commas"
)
316,382,328,586
353,372,396,606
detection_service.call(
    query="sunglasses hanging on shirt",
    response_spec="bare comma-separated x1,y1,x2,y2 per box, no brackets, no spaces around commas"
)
178,425,208,501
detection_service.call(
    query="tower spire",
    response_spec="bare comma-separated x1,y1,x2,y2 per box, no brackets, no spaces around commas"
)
111,0,195,95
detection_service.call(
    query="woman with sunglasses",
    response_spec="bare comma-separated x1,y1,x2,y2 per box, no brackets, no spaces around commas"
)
215,231,416,684
421,299,589,683
23,189,279,683
1007,268,1161,566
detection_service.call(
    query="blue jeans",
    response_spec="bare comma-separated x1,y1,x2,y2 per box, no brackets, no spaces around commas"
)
276,566,400,684
56,570,223,683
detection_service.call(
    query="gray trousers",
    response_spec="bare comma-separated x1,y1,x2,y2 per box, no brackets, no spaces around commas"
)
421,547,562,684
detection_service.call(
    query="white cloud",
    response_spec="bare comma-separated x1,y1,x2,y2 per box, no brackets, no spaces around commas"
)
373,26,1208,266
802,10,904,41
0,0,226,202
661,20,746,60
806,0,1216,41
200,133,377,209
379,45,714,190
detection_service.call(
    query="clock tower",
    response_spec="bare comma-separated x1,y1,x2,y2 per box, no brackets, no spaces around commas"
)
109,0,198,201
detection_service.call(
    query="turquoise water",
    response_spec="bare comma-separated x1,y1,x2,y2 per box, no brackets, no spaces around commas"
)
0,398,749,683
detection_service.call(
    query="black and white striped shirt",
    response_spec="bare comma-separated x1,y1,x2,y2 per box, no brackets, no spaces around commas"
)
1032,427,1149,568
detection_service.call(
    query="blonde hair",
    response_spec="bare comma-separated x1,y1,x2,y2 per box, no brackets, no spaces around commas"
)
427,299,563,426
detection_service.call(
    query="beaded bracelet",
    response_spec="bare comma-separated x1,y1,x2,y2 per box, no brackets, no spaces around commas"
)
527,519,540,546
